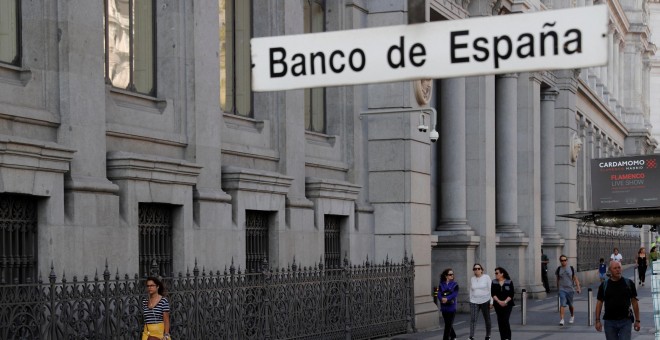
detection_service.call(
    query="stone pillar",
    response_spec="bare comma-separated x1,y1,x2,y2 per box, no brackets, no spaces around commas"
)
433,77,480,312
517,73,542,296
496,74,522,236
437,77,470,232
495,73,529,292
367,108,438,330
554,70,580,268
279,1,316,265
605,27,614,102
56,1,121,272
464,75,497,279
585,124,595,207
540,89,564,269
610,33,620,109
190,0,233,265
620,46,626,105
365,3,437,329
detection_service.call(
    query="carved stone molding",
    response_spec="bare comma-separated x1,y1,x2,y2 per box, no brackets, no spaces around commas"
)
540,89,558,101
570,132,583,163
414,79,433,106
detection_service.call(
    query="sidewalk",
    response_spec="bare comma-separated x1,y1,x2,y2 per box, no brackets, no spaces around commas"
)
391,267,656,340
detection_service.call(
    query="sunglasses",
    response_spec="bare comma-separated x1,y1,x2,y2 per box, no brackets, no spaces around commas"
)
447,273,454,276
473,267,482,271
495,272,501,275
560,259,567,262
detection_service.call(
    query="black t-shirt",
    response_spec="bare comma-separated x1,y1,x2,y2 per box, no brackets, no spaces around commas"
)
597,278,637,320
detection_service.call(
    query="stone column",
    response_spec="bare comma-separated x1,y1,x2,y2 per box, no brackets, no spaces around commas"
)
585,124,595,207
367,108,438,330
190,0,233,265
495,73,529,292
365,3,437,329
540,89,564,268
433,77,480,312
278,1,316,266
605,27,614,102
464,74,497,276
437,77,471,232
610,33,620,109
496,74,521,237
554,70,580,268
56,1,121,272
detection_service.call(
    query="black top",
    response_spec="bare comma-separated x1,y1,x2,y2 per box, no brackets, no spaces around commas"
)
597,278,637,320
491,279,515,306
637,256,647,268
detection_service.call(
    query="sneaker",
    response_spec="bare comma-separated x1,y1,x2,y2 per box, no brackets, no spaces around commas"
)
559,319,565,326
569,316,575,324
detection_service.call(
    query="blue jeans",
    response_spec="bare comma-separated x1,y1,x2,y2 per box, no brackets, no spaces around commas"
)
603,318,632,340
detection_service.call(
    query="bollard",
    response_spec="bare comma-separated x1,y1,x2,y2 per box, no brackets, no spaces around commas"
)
521,289,528,325
587,288,593,326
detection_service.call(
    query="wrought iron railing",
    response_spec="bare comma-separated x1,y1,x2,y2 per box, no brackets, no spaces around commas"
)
324,215,341,269
0,256,414,340
139,203,173,278
577,224,640,271
245,210,270,274
0,194,38,284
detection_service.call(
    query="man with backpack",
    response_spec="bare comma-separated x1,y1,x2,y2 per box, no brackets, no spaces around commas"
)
595,260,641,339
556,255,581,326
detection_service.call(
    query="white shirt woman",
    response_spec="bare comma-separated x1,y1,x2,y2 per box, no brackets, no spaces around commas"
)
610,248,622,263
468,264,492,340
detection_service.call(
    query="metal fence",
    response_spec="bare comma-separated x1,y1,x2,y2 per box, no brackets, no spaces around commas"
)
0,256,415,340
577,224,640,271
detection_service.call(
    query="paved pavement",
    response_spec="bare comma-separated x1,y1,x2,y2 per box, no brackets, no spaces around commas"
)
390,267,656,340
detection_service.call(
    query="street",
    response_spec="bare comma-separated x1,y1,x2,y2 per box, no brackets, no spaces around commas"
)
390,267,656,340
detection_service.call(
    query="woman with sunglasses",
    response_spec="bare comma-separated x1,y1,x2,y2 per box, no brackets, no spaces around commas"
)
438,268,459,340
142,276,171,340
491,267,514,340
468,263,492,340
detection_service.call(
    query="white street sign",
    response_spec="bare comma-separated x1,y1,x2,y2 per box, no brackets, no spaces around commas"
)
251,5,608,92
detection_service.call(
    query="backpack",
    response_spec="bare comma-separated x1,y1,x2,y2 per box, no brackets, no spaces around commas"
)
555,265,575,278
602,278,636,323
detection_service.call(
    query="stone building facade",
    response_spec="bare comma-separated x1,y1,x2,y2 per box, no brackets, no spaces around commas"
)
0,0,655,330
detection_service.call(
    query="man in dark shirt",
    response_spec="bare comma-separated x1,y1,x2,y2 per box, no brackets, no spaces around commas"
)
594,261,640,339
541,249,549,293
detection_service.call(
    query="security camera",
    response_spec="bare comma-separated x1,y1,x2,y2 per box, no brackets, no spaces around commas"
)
418,114,428,132
429,130,439,143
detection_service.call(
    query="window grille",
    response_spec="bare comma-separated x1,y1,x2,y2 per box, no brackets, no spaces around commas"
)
324,215,341,269
104,0,156,96
0,194,37,284
303,0,326,132
0,0,20,65
219,0,252,117
245,210,269,273
139,203,173,277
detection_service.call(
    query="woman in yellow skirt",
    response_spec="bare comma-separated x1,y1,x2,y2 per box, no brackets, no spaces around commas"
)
141,276,171,340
